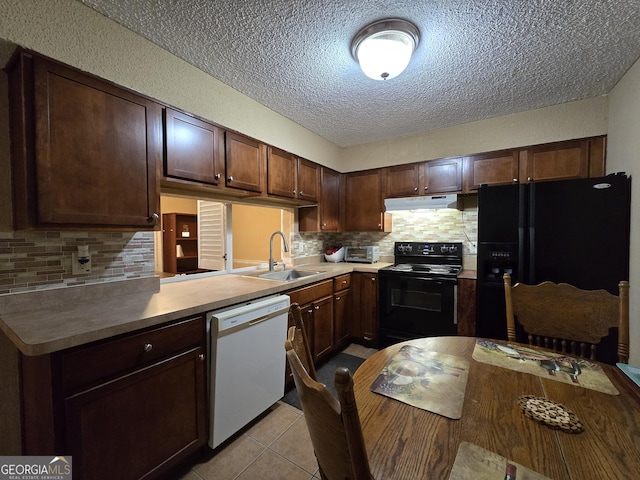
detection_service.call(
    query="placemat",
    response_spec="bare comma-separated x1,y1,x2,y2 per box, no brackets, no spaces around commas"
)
473,339,619,395
370,345,469,419
448,442,552,480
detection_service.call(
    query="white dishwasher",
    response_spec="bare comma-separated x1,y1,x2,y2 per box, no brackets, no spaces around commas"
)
207,294,290,449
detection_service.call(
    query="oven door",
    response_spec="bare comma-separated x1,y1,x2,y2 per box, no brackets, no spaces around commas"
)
378,273,457,347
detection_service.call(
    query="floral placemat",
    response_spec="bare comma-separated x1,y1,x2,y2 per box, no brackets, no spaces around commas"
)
473,339,619,395
448,442,552,480
370,345,469,419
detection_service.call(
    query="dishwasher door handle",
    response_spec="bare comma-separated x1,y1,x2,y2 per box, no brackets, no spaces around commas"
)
249,314,271,326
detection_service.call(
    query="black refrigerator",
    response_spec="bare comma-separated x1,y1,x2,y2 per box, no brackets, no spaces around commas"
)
475,174,631,363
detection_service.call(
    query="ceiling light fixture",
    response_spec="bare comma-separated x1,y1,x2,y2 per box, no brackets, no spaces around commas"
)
351,18,420,81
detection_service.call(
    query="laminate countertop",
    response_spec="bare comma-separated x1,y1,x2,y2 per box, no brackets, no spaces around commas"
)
0,262,391,356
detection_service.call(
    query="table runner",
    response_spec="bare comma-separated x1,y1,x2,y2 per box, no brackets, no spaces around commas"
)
370,344,469,419
473,339,619,395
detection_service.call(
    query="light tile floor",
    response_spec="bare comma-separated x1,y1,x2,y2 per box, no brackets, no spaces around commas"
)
178,344,377,480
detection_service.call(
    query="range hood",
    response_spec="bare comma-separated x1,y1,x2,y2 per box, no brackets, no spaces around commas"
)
384,194,460,211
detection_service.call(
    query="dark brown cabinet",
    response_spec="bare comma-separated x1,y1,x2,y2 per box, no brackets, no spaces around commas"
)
299,166,342,232
352,272,378,346
386,158,463,198
224,131,265,193
333,274,352,349
520,136,606,183
456,278,477,337
465,150,520,191
465,136,606,191
287,280,334,363
21,316,207,480
344,170,391,232
267,148,319,202
424,157,463,194
162,213,204,274
164,108,224,186
7,48,161,229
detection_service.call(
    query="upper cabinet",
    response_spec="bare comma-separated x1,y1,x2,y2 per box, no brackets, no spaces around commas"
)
464,150,520,191
267,147,319,202
423,157,463,194
344,169,391,232
164,108,224,186
385,157,463,198
520,136,605,183
299,166,341,232
7,49,161,229
224,131,265,193
465,136,606,191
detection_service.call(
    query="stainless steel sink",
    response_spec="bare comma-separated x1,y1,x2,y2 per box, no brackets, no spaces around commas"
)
243,269,323,282
258,269,322,281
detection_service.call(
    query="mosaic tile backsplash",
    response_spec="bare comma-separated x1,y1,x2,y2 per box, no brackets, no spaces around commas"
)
0,231,155,295
0,207,477,295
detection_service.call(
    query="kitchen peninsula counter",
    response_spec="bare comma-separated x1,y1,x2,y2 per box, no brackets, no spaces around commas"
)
0,262,391,356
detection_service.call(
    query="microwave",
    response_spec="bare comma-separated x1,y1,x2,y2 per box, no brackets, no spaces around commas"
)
345,246,380,263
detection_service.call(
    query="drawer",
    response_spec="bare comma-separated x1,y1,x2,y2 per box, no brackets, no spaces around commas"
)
287,279,333,306
333,274,351,291
59,315,205,393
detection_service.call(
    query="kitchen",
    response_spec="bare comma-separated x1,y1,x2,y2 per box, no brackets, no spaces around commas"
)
0,0,639,478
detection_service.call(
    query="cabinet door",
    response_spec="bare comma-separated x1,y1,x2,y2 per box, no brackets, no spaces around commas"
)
164,108,224,185
297,158,320,202
10,52,161,228
465,150,519,191
424,157,463,194
456,278,477,336
224,131,264,193
523,138,594,183
267,146,296,198
65,347,207,480
360,273,378,344
386,164,420,197
344,170,390,232
312,295,334,362
320,167,341,231
333,288,352,347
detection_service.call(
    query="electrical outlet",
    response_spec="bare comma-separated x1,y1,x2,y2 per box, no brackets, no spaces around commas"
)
72,252,92,275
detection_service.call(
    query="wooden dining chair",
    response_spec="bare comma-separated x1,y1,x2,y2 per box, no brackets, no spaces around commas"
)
503,273,630,364
284,334,374,480
288,302,317,380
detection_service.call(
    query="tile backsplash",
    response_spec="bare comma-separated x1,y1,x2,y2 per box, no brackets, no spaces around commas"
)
0,205,478,295
296,208,478,268
0,231,155,295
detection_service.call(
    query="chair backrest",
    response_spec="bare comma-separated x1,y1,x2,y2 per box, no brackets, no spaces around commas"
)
284,336,374,480
288,302,317,380
503,273,629,364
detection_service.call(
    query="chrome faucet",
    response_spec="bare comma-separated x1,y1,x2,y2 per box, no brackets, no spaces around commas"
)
269,231,289,271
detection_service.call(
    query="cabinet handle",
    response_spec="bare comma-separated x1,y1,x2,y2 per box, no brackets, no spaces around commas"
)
321,223,327,228
513,178,519,183
147,213,159,224
315,305,319,310
342,280,347,285
424,186,429,191
143,343,153,353
214,173,221,180
413,187,418,192
377,223,382,228
228,175,234,182
371,277,376,282
336,296,341,300
299,190,303,196
199,353,205,361
527,176,533,182
308,309,313,314
363,336,372,341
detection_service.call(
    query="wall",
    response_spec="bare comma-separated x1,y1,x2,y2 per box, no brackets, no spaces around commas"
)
607,56,640,366
232,205,286,268
341,97,608,171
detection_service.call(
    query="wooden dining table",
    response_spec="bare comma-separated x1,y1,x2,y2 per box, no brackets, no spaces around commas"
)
352,336,640,480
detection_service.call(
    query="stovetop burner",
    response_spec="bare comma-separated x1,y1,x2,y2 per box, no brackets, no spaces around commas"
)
380,242,464,280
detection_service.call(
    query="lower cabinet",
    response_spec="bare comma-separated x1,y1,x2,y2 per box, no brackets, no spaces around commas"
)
287,279,334,364
456,278,477,336
351,272,379,347
21,315,208,480
333,274,352,350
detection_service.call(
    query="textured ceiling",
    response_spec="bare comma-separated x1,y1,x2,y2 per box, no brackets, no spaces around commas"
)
80,0,640,148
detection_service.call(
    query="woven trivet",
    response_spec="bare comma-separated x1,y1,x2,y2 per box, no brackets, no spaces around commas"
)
518,395,584,433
